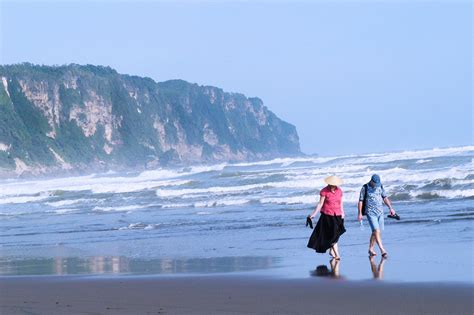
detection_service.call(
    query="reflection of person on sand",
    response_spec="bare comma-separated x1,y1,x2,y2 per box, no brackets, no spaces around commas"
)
369,256,386,280
307,176,346,260
329,258,341,278
311,259,343,279
358,174,396,258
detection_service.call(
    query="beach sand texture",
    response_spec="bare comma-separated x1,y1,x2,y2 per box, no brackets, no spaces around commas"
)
1,276,473,315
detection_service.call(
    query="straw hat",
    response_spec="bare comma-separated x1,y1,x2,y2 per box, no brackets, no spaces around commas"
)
324,175,343,186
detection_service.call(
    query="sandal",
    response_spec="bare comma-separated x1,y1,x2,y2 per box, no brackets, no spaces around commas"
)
306,216,313,229
368,250,377,257
382,252,388,258
387,213,401,220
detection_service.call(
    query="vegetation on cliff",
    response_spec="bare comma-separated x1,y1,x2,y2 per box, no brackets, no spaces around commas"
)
0,63,300,175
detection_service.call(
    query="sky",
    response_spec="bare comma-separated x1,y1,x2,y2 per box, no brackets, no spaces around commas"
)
0,0,472,155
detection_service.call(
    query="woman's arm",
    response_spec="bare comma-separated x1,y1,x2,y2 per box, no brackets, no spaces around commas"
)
309,196,326,219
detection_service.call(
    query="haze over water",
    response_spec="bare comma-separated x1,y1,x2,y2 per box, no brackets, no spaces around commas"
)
1,146,472,282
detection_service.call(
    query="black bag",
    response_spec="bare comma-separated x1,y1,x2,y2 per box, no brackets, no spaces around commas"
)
361,184,368,216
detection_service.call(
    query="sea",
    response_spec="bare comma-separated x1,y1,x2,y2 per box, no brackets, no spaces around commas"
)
0,146,473,282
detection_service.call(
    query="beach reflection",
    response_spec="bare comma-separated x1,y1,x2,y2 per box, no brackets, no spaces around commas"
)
311,259,344,279
369,256,387,280
0,256,278,276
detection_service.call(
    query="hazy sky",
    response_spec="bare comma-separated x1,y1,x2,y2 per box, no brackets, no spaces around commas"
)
0,0,472,155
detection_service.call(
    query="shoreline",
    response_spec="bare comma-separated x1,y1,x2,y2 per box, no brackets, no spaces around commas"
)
1,274,473,314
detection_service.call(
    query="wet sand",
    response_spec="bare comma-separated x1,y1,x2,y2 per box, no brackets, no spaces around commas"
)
1,275,472,314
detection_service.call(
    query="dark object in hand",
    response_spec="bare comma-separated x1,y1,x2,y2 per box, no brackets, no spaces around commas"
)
306,216,313,229
387,213,401,220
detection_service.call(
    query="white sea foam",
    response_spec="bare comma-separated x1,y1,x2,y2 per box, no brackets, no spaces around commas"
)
50,208,78,215
0,195,50,205
118,222,160,230
231,156,340,168
0,175,191,199
260,195,317,205
156,183,268,198
194,198,251,208
156,179,321,199
410,189,474,199
161,203,192,209
416,159,432,164
155,163,473,201
196,211,212,215
352,146,473,164
135,168,185,180
93,205,151,212
160,198,252,209
45,199,91,207
0,146,472,208
187,163,228,174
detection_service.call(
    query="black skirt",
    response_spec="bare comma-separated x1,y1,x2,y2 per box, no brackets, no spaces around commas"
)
307,213,346,253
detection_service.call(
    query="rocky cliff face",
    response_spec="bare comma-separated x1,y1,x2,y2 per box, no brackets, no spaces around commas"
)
0,64,300,176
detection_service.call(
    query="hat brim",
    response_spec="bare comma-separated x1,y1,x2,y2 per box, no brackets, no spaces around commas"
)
324,176,343,186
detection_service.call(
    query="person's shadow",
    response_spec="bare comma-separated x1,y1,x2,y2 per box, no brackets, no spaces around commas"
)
369,256,387,280
311,258,343,279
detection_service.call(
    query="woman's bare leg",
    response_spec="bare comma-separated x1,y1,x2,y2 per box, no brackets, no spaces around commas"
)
331,243,340,259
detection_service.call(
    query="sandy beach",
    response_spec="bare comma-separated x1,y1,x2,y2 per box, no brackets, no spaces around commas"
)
1,275,472,315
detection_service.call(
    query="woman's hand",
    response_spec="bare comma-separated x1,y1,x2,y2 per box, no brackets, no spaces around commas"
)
358,214,363,222
389,208,395,216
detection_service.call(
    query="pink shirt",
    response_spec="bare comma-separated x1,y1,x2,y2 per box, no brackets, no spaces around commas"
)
320,186,343,216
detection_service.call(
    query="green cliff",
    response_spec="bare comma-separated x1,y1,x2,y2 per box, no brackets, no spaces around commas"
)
0,63,300,175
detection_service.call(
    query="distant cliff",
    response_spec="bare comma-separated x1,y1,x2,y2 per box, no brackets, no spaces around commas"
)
0,63,300,176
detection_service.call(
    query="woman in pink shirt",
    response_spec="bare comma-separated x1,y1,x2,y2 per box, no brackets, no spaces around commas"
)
307,176,346,259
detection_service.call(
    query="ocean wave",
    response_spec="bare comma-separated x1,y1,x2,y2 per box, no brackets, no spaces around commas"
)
186,163,228,174
194,199,251,208
118,222,160,230
0,175,192,199
419,178,474,190
161,203,192,209
196,211,212,215
229,155,349,169
411,189,474,200
155,166,474,202
416,159,432,164
282,164,473,189
351,146,473,164
45,199,92,207
134,168,186,180
0,195,50,205
160,198,253,209
260,195,317,205
156,183,271,198
88,179,192,194
92,205,151,212
48,208,79,215
1,146,472,210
